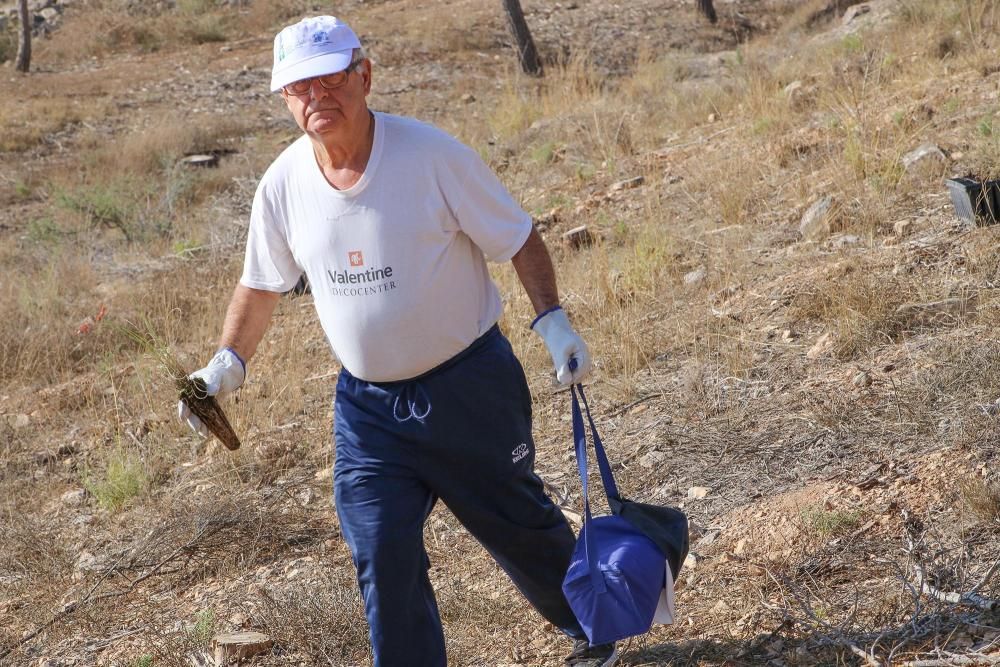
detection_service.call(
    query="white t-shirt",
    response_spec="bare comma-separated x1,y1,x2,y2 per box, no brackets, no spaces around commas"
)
240,112,533,382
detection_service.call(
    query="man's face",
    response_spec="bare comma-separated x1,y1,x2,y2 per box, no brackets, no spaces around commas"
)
281,59,372,140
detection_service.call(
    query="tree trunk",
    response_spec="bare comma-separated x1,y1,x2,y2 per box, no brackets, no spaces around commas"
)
15,0,31,73
697,0,717,23
501,0,542,77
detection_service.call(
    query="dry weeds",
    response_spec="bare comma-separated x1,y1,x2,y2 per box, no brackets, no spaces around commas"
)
3,0,1000,665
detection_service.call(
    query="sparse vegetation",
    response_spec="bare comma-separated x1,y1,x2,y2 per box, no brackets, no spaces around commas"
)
83,445,149,512
801,505,862,536
3,0,1000,665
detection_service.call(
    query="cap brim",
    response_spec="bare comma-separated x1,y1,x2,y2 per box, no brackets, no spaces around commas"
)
270,49,354,92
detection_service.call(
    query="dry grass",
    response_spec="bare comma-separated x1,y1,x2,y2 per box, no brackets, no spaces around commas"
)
4,0,1000,664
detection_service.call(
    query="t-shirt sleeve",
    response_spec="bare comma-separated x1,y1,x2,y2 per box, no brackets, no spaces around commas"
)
448,146,533,263
239,182,303,292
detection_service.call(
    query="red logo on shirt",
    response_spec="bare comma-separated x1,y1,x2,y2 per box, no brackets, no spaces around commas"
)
349,251,364,267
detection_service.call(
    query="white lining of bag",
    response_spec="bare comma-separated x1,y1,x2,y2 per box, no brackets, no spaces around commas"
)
652,561,676,625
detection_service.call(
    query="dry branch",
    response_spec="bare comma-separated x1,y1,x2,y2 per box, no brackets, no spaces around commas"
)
907,535,1000,612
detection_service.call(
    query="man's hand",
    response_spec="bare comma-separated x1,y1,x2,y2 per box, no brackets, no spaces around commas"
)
531,307,592,385
177,347,246,437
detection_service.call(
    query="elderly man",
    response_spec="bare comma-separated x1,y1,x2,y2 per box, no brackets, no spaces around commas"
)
178,15,617,667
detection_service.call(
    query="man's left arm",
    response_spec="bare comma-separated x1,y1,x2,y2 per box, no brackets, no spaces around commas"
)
511,227,593,385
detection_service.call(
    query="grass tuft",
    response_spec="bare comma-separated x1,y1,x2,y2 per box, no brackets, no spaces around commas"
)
83,445,149,512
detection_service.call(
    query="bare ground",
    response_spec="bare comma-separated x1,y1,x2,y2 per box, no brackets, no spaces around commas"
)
1,0,1000,666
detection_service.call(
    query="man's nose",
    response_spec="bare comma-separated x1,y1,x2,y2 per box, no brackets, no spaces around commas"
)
309,79,330,99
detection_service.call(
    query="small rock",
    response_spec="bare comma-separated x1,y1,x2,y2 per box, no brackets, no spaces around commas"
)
710,599,731,616
562,225,593,249
901,143,946,176
893,220,913,237
11,414,30,429
783,80,803,97
830,233,861,249
806,333,833,359
799,196,835,240
460,93,475,103
707,113,717,123
682,266,707,286
180,154,218,168
843,3,872,24
687,486,711,500
640,451,668,469
532,208,559,230
609,176,644,192
684,553,700,570
61,488,87,506
852,371,872,388
733,538,748,555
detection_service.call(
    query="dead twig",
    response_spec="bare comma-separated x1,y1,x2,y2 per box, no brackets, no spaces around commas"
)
907,535,1000,612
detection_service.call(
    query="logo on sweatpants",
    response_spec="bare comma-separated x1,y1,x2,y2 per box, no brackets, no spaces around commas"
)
511,443,530,463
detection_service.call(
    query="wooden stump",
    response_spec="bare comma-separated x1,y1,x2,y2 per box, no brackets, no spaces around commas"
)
212,632,273,665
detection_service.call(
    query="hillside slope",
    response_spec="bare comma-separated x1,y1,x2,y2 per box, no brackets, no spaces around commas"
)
2,0,999,665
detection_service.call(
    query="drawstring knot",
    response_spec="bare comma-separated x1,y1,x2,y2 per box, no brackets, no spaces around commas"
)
392,382,432,423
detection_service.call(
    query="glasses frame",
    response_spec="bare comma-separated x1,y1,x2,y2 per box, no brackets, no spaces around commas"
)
282,59,364,96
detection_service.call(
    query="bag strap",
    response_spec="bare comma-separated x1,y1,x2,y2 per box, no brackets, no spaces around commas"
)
570,383,623,594
571,384,620,502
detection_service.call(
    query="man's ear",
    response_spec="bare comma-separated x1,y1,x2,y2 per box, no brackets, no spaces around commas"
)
361,59,373,95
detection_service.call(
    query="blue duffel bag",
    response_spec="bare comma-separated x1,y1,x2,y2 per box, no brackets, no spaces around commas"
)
562,384,689,646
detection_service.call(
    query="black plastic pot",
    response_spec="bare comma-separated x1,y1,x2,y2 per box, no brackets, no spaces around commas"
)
946,177,1000,226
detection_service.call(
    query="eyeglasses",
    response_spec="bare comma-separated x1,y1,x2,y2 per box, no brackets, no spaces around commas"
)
283,60,363,96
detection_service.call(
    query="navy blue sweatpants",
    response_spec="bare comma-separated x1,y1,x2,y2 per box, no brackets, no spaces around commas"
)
333,325,585,666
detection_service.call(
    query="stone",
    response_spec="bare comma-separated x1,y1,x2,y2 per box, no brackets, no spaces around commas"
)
710,599,731,616
61,488,87,506
798,196,835,240
11,414,30,429
460,93,475,103
684,553,701,570
609,176,644,192
806,333,833,359
901,143,946,176
682,266,707,286
181,154,219,168
640,450,667,468
561,225,593,249
830,234,860,249
893,220,913,237
783,80,803,97
843,3,872,25
687,486,711,499
852,371,872,388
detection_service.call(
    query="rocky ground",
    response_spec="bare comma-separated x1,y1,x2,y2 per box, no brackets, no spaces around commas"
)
1,0,1000,666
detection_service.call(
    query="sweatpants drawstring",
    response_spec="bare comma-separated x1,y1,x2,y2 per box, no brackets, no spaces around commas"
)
392,382,432,423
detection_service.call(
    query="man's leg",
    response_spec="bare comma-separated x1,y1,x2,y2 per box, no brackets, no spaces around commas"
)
334,373,446,667
419,332,586,640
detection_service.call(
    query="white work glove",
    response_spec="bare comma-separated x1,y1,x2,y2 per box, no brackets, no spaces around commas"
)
177,347,246,437
531,306,592,385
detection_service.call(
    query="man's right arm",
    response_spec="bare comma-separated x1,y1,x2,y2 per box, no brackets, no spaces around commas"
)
219,284,282,363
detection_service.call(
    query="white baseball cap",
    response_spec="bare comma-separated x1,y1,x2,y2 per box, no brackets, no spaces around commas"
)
270,16,362,92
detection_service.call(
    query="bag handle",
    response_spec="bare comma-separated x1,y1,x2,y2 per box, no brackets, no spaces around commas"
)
570,382,622,594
